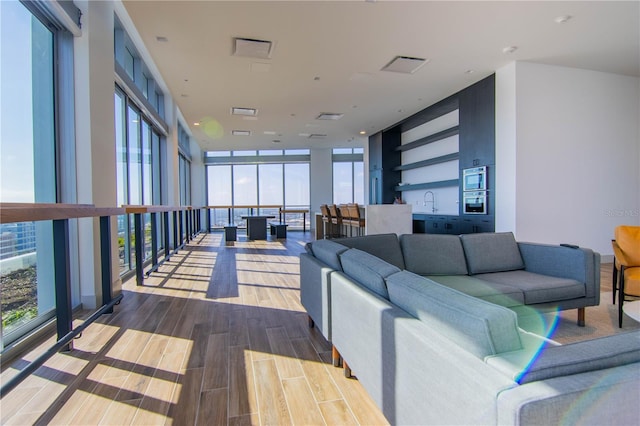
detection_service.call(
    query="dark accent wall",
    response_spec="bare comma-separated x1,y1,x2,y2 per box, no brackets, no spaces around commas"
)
369,74,496,233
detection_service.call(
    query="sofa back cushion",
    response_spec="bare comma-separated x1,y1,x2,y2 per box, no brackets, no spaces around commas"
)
460,232,525,274
399,234,469,275
334,233,405,270
486,330,640,384
386,270,523,358
339,248,401,299
309,239,348,270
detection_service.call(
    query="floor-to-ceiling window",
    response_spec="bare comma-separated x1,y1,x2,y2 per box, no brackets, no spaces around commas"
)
178,123,192,207
205,150,310,229
114,17,167,275
0,1,75,351
114,88,165,273
332,148,365,204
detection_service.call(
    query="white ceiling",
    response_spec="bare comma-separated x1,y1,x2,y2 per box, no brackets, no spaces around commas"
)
122,1,639,152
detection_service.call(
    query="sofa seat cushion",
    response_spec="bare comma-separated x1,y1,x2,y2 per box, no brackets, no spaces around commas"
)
386,270,523,358
334,233,405,270
475,271,585,305
339,248,401,299
427,275,524,307
400,234,468,275
310,239,348,270
486,330,640,384
460,232,525,274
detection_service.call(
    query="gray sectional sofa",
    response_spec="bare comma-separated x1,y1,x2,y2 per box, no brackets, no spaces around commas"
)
299,232,640,425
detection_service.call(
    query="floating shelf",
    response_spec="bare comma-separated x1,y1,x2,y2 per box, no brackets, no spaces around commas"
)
395,179,459,192
393,153,459,172
396,126,459,152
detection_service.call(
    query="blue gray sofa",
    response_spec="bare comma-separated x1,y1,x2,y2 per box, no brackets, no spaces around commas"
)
300,232,600,342
299,233,640,425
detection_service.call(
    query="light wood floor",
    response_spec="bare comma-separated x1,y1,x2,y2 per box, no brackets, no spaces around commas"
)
0,231,389,425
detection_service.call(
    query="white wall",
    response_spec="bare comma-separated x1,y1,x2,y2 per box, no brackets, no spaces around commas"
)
74,0,117,308
494,62,517,233
496,62,640,257
309,148,333,232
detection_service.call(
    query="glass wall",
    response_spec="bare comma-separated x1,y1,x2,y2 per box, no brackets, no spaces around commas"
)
0,1,60,350
114,18,168,275
114,87,164,274
332,148,365,204
206,150,310,230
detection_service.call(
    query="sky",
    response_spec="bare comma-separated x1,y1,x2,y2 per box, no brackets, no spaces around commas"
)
1,1,37,202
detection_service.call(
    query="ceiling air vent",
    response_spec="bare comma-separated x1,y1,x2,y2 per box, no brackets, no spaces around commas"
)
316,112,344,120
231,107,258,116
381,56,429,74
308,134,327,139
233,37,273,59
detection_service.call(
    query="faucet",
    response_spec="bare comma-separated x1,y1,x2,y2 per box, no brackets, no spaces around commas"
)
423,191,437,213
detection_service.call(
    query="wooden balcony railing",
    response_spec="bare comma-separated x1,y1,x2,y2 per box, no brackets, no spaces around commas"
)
0,203,125,397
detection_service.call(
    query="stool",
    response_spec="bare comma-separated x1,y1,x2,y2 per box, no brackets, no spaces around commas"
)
269,222,288,238
224,225,237,242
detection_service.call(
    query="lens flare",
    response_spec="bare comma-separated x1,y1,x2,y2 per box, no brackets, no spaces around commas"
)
200,117,223,139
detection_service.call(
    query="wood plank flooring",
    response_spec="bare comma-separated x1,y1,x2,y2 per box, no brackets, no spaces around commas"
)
0,231,389,425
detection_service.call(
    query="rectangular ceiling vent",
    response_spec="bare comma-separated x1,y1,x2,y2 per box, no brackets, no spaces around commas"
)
233,37,273,59
231,107,258,116
316,112,344,120
232,130,251,136
308,134,327,139
381,56,429,74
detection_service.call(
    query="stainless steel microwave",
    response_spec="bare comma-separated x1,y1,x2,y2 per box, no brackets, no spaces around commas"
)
463,191,487,214
463,166,487,192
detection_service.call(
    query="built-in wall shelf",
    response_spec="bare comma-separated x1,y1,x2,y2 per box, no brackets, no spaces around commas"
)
396,126,459,152
393,153,459,172
395,179,459,192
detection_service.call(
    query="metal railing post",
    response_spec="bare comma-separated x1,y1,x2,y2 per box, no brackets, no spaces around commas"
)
134,213,143,286
53,218,73,351
99,216,113,313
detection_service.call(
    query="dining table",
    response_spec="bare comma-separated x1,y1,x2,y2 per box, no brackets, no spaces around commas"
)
241,215,276,240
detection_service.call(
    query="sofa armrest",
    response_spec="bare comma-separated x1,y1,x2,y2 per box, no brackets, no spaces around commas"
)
518,242,600,299
496,362,640,425
299,253,335,341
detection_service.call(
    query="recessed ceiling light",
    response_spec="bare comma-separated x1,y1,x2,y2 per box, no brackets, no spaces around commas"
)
156,36,168,42
359,131,366,135
231,107,258,116
316,112,344,120
502,46,518,54
232,130,251,136
555,15,572,24
381,56,429,74
232,37,273,59
194,122,200,126
263,131,277,135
